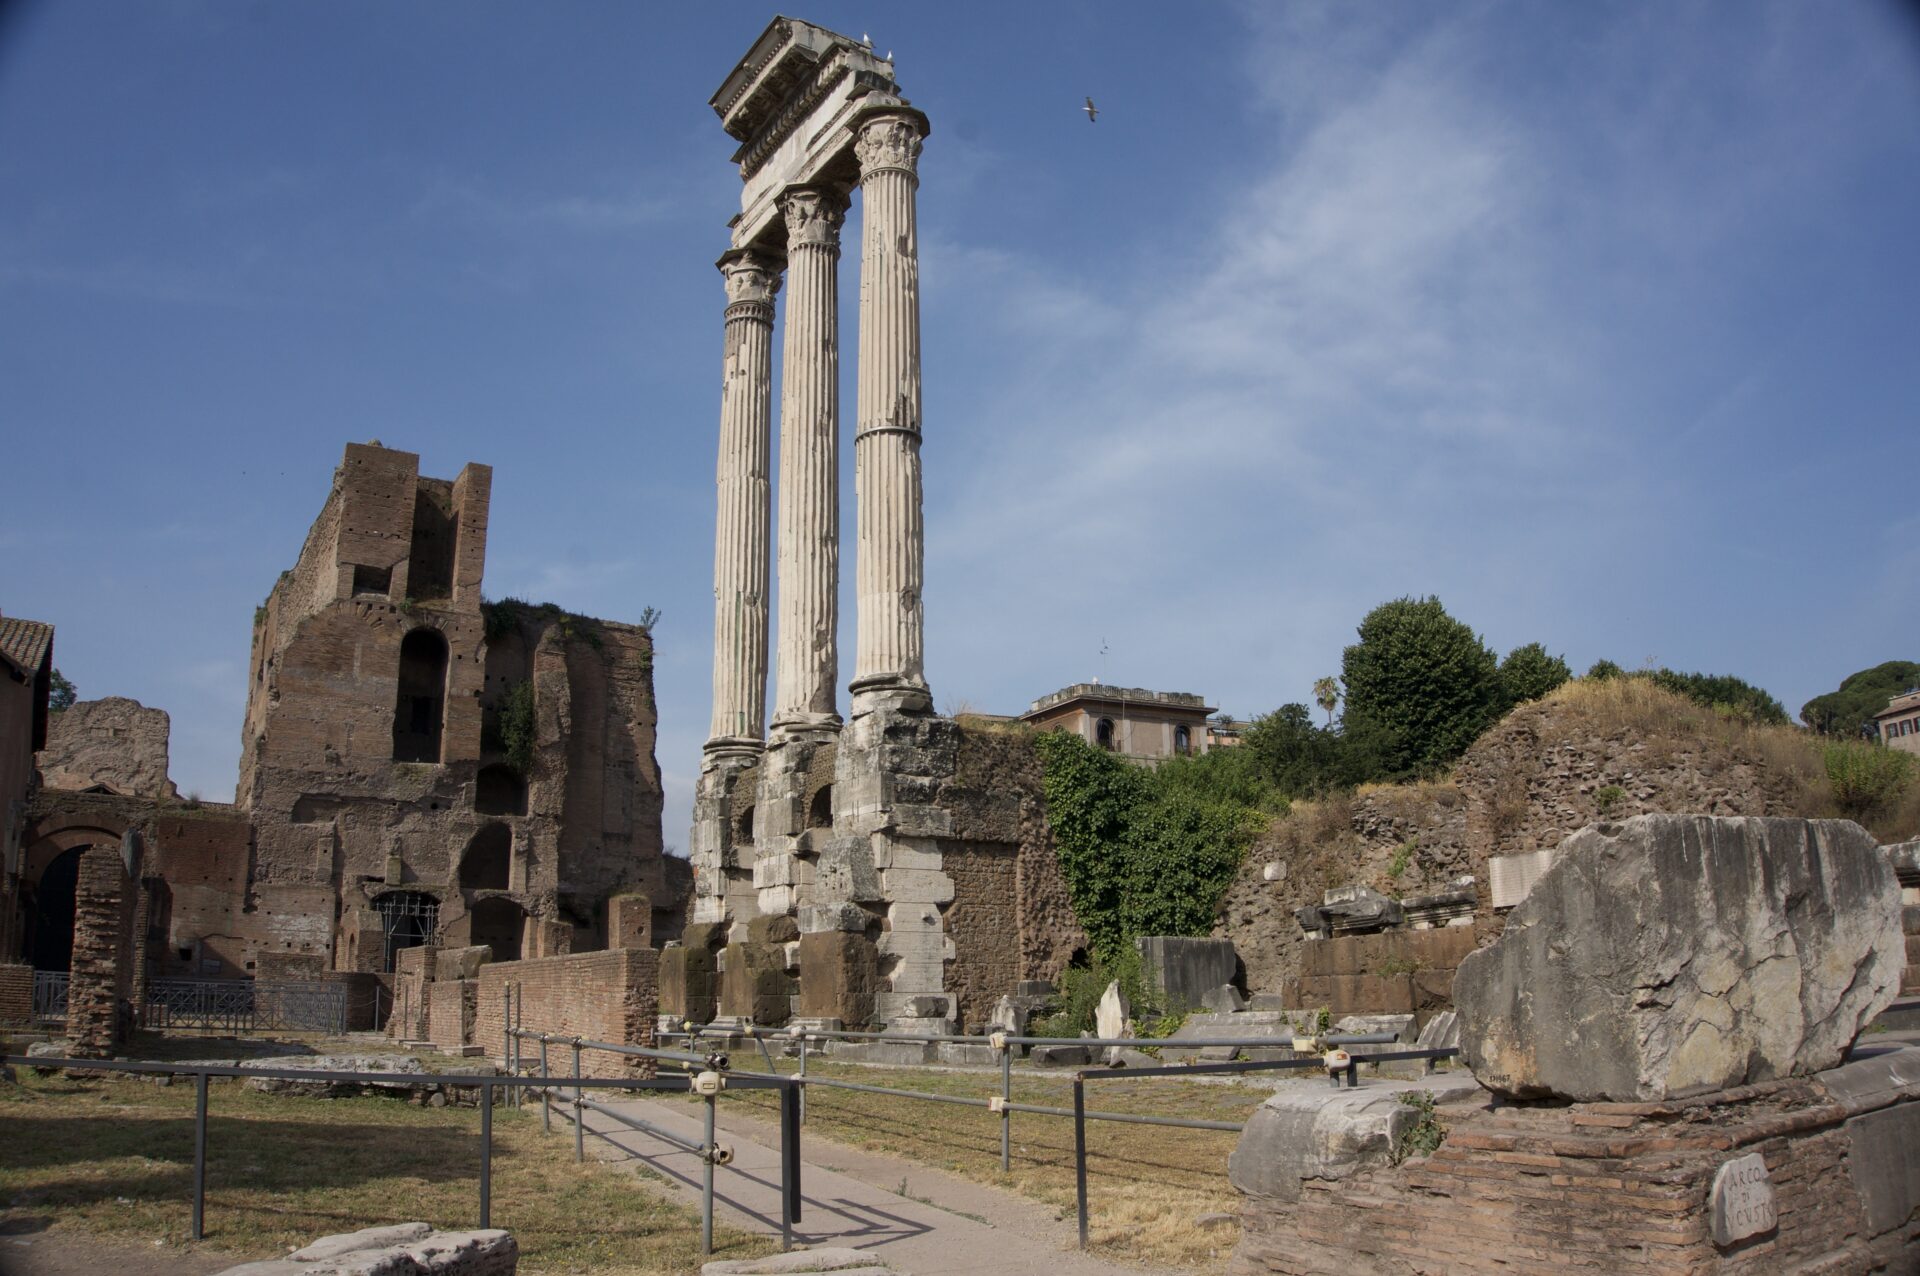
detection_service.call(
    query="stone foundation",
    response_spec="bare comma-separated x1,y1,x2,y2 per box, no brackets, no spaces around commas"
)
1229,1048,1920,1274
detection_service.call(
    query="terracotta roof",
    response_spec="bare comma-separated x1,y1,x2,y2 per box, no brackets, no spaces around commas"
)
0,615,52,677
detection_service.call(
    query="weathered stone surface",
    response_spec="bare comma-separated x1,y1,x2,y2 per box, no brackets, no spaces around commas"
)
1201,984,1246,1015
1227,1074,1480,1202
1030,1043,1090,1067
435,946,492,982
216,1222,516,1275
1094,980,1129,1040
241,1054,430,1097
1135,935,1238,1013
796,931,876,1024
1414,1009,1459,1052
1708,1152,1777,1247
719,941,792,1026
703,1245,894,1273
748,913,801,946
660,943,717,1025
38,696,178,799
1456,815,1902,1101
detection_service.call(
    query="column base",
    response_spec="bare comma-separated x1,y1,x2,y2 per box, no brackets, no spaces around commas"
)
702,736,766,764
768,711,843,741
848,675,932,715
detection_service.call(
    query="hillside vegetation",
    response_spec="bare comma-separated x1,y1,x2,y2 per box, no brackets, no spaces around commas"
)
1218,676,1920,992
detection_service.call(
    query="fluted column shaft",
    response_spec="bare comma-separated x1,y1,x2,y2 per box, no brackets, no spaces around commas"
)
706,249,781,754
771,186,850,738
851,106,933,711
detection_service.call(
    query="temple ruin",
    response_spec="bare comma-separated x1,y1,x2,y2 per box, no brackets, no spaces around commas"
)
679,18,1081,1036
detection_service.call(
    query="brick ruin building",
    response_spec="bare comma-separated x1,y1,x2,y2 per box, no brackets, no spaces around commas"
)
676,18,1083,1037
1,442,683,1049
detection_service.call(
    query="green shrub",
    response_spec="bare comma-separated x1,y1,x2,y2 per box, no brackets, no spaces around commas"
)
1029,946,1163,1037
1594,784,1626,815
1825,741,1915,820
1392,1090,1445,1163
1387,839,1417,879
497,681,537,777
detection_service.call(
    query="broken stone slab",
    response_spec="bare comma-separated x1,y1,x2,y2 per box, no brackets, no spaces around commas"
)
936,1041,1001,1067
1455,815,1903,1102
434,946,493,982
1030,1043,1091,1067
1321,883,1404,935
986,994,1029,1036
214,1223,517,1275
1227,1072,1482,1202
1094,980,1129,1041
242,1054,432,1097
1415,1010,1459,1052
702,1245,896,1273
1201,984,1247,1015
1158,1011,1299,1061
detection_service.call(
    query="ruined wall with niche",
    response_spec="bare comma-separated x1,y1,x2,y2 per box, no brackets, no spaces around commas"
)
233,442,679,976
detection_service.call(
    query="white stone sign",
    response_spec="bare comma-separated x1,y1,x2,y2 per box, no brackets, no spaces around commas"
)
1709,1152,1777,1247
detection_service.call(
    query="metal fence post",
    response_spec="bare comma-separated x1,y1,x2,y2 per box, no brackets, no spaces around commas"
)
1000,1042,1012,1173
701,1091,716,1257
479,1080,493,1229
1073,1075,1089,1250
572,1039,584,1164
501,986,512,1074
192,1070,208,1240
539,1035,551,1133
780,1079,802,1237
796,1035,807,1125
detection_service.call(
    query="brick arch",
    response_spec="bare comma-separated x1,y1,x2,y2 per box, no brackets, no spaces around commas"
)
21,816,129,886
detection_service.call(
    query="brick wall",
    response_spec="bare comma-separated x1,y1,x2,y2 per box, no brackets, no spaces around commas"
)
426,978,476,1051
66,842,136,1057
1231,1071,1920,1274
0,963,30,1026
475,949,659,1079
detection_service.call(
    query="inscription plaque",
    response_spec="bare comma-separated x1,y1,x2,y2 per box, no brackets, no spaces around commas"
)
1709,1151,1777,1247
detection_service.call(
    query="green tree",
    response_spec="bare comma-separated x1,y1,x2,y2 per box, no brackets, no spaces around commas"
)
1497,643,1571,709
1242,703,1362,799
1585,659,1626,681
1313,675,1340,726
1647,669,1787,724
1800,661,1920,737
1340,596,1502,779
48,669,76,713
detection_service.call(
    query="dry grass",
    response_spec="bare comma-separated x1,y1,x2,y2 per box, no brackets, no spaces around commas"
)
673,1058,1272,1273
0,1068,773,1275
1538,678,1920,841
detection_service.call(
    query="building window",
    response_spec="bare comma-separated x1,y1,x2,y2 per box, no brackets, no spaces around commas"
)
393,628,449,762
1096,718,1115,750
1174,724,1191,756
459,823,512,891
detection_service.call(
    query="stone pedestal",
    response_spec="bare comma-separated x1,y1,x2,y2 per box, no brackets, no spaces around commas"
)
797,931,878,1025
719,941,793,1026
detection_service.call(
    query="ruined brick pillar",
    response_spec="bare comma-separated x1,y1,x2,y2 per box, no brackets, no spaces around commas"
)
66,839,139,1058
770,185,849,741
849,101,933,716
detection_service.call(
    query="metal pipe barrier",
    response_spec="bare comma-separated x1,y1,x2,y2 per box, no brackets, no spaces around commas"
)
0,1053,769,1252
508,1030,803,1254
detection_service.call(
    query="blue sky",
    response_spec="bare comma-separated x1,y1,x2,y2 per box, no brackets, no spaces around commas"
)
4,2,1918,847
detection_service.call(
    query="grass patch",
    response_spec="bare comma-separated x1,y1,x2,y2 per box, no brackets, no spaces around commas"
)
0,1069,772,1275
676,1057,1270,1273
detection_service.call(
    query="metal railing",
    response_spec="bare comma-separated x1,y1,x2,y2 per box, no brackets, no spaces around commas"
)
31,970,67,1024
651,1020,1458,1251
140,979,348,1034
0,1052,764,1251
505,1027,803,1255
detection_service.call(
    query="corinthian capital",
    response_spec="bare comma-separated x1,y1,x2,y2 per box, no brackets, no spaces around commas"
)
779,186,850,251
854,113,926,179
717,248,782,309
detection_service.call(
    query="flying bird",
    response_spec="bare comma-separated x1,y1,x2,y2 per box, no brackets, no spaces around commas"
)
1084,96,1098,123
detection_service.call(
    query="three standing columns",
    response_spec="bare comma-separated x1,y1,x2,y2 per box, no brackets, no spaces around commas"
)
704,98,933,757
704,249,780,757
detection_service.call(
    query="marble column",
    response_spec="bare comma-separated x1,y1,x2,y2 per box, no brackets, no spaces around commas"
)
705,248,782,757
850,101,933,713
770,185,850,739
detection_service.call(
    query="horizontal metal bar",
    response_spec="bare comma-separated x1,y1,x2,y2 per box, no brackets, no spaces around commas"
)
1081,1047,1459,1082
574,1095,708,1153
1002,1101,1245,1132
667,1026,1327,1051
1,1056,693,1090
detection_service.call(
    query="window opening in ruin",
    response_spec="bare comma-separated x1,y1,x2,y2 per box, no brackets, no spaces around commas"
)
407,485,458,601
1174,724,1191,756
392,627,449,762
736,803,756,843
1096,718,1115,750
474,764,528,817
372,890,439,973
24,847,84,972
469,896,525,963
351,564,393,597
459,823,512,892
807,785,833,830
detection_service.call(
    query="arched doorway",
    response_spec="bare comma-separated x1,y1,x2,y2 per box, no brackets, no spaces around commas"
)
25,847,83,971
393,628,449,762
458,823,512,891
372,890,440,973
469,897,525,963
